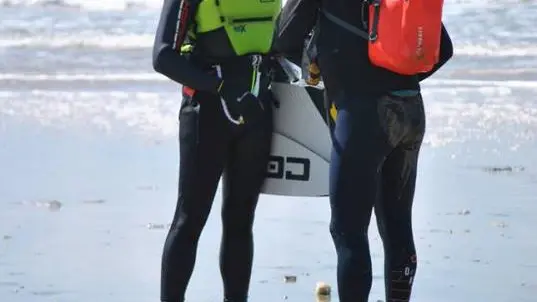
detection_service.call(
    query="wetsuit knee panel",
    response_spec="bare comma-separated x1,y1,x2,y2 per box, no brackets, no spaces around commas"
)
221,214,256,234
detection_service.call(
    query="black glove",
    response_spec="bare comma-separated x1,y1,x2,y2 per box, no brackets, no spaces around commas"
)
217,80,265,126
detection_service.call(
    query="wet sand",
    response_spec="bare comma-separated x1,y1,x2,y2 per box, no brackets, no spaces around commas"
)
1,125,536,302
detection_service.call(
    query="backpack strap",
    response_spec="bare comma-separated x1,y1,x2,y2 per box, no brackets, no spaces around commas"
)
321,0,381,42
186,0,202,41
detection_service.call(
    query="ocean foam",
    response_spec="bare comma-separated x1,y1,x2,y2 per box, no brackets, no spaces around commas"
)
1,87,536,149
1,0,162,10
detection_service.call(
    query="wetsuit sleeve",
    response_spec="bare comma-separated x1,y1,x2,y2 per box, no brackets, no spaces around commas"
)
417,23,454,82
152,0,222,93
272,0,320,66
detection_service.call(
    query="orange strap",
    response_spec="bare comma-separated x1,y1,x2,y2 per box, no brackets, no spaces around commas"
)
182,86,195,97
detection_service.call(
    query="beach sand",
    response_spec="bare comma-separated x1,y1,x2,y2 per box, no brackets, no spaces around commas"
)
2,0,537,301
1,119,536,302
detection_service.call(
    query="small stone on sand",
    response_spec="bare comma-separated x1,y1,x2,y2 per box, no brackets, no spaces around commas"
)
146,223,166,229
458,209,471,215
283,275,297,283
43,200,62,211
82,199,106,204
315,281,331,296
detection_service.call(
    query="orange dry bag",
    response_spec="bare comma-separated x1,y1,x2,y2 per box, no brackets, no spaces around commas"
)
323,0,445,75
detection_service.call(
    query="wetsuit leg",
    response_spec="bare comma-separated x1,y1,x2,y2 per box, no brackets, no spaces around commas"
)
374,94,425,302
161,91,231,302
329,97,392,302
219,106,273,302
375,148,419,302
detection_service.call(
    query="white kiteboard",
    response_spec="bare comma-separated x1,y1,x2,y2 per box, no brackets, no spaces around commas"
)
261,74,332,197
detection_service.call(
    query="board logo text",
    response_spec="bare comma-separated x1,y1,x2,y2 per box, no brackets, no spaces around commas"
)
266,155,310,181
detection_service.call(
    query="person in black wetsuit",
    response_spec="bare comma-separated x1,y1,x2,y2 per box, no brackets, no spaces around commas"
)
273,1,453,301
152,0,282,301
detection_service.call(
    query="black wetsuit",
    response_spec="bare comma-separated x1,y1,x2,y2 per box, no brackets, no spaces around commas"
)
152,0,274,301
273,1,453,301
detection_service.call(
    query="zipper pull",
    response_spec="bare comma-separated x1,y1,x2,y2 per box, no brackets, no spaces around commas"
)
252,55,262,69
251,55,262,97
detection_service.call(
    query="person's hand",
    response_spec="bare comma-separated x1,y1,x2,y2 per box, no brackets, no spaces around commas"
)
217,80,265,126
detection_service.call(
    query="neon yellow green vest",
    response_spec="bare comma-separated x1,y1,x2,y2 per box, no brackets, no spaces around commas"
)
195,0,282,56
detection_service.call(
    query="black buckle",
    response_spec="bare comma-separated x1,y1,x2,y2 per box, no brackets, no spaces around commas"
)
361,0,380,41
360,0,368,29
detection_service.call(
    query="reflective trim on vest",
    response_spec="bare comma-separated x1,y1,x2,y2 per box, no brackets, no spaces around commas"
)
195,0,281,55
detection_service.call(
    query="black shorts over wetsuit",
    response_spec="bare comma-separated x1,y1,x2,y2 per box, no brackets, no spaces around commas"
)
152,0,274,301
274,1,453,301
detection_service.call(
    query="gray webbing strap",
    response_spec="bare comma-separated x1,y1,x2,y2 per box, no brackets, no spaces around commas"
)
321,9,370,40
321,0,381,42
